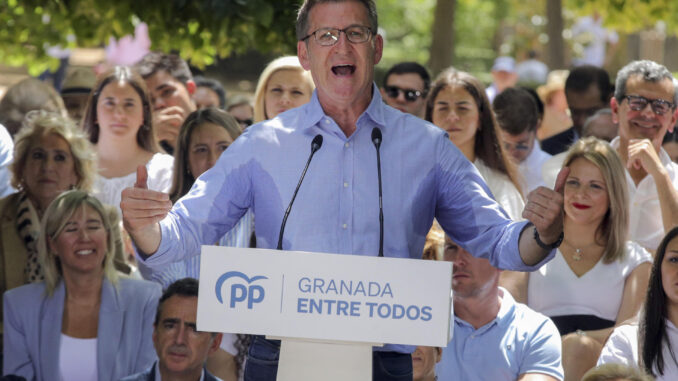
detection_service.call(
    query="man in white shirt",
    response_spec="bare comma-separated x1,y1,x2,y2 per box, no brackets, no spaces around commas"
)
494,87,552,194
610,60,678,251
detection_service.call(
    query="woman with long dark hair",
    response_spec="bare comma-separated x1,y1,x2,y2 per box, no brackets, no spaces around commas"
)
598,226,678,380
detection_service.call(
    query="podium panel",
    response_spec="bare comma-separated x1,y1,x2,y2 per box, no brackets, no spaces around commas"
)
197,246,453,347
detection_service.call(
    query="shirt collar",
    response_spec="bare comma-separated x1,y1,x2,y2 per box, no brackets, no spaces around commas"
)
299,83,386,131
154,362,205,381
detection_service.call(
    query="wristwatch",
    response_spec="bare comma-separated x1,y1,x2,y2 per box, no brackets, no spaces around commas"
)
533,225,564,250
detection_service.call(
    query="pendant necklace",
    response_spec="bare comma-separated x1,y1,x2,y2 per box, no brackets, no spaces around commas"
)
563,240,598,262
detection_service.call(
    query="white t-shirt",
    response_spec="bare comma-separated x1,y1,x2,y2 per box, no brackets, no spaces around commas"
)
94,153,174,216
474,159,525,221
598,321,678,380
571,16,619,67
610,137,678,251
518,142,552,194
528,241,652,321
59,334,97,381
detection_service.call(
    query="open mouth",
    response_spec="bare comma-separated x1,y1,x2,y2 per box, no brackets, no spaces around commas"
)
332,65,356,76
75,249,95,256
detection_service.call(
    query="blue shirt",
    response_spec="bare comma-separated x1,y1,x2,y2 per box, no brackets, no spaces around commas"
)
138,210,254,288
139,85,554,352
436,289,564,380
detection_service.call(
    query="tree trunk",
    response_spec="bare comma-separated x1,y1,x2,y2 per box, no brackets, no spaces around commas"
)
546,0,565,69
428,0,456,77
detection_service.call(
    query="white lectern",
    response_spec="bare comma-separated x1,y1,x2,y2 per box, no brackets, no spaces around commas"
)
197,246,453,380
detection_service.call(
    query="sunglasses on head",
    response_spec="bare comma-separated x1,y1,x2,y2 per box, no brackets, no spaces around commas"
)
384,86,425,102
624,95,675,115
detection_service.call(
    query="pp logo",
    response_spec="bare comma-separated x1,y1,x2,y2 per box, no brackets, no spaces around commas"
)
215,271,268,309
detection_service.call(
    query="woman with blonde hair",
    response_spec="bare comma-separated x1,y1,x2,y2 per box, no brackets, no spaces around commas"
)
521,137,652,380
252,56,315,123
3,190,160,380
0,110,95,297
82,66,173,214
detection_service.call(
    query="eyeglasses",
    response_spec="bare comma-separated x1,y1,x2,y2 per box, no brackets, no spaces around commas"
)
623,95,675,115
384,86,425,102
301,26,373,46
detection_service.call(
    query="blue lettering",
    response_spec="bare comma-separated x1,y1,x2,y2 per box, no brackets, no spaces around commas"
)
420,306,432,321
230,284,248,308
337,300,349,315
392,304,405,319
368,282,380,297
340,280,352,295
247,285,265,309
377,303,391,318
299,277,311,293
350,301,361,316
382,283,393,298
325,299,336,314
355,282,366,296
297,298,309,313
310,298,323,314
326,279,338,294
406,305,420,320
366,302,377,317
313,278,325,294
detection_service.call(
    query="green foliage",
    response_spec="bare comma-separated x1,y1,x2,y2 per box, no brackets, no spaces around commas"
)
0,0,301,75
566,0,678,33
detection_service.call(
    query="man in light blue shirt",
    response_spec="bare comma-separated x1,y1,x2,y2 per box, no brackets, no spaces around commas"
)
121,1,568,379
437,236,563,381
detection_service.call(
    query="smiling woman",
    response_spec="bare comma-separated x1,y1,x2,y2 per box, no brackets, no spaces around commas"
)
2,190,161,380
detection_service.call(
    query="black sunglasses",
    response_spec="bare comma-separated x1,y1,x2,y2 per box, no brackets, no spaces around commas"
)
384,86,425,102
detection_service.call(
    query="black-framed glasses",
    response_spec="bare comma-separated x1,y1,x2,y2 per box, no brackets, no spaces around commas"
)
384,86,425,102
301,25,373,46
624,95,675,115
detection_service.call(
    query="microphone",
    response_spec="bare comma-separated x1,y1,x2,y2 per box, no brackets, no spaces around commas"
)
371,127,384,257
277,134,323,250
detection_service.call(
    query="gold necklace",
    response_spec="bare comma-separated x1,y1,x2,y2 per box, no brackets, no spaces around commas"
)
562,239,600,262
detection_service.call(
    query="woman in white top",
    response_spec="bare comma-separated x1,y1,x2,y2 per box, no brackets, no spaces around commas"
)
82,66,173,214
520,137,652,381
425,68,524,220
3,190,160,380
597,226,678,380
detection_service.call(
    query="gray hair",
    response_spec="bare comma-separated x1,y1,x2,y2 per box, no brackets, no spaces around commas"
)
614,60,677,105
296,0,378,41
583,108,613,130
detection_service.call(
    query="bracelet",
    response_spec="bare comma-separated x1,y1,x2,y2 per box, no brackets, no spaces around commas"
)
533,226,564,250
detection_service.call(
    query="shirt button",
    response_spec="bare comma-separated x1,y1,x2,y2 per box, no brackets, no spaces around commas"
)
343,182,348,188
345,142,349,148
325,119,330,124
342,223,347,229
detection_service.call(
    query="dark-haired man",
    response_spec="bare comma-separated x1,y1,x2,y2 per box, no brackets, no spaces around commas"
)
380,62,430,118
121,278,222,381
135,52,197,154
494,87,552,194
541,65,613,155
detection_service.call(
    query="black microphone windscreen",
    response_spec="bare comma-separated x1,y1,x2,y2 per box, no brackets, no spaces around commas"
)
311,134,323,152
371,127,382,146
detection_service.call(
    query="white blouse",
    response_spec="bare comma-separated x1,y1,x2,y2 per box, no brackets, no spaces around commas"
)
93,153,174,216
598,321,678,381
59,334,97,381
528,241,652,321
474,159,525,221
